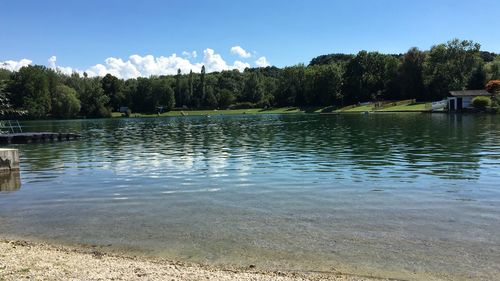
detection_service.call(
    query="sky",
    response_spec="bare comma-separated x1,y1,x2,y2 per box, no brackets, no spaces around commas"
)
1,0,499,79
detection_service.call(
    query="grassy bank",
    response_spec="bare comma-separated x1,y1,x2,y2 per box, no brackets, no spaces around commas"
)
337,102,432,113
112,107,304,118
112,102,436,118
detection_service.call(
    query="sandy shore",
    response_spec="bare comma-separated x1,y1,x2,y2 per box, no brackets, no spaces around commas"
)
0,239,391,281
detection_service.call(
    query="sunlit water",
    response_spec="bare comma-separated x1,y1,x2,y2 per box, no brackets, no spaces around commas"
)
1,114,499,280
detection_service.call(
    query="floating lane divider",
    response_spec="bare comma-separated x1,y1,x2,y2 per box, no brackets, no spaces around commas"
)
0,132,81,144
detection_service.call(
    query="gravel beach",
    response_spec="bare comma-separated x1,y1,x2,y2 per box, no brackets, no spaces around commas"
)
0,239,389,281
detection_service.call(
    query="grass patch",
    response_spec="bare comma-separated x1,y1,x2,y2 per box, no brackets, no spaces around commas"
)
341,104,374,112
110,102,433,118
113,107,305,118
377,103,431,112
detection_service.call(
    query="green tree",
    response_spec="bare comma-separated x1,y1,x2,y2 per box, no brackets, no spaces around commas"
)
101,74,124,110
261,76,278,107
424,39,481,99
342,51,399,104
132,77,153,112
218,89,236,108
79,76,111,117
51,85,81,118
122,78,137,108
151,78,175,111
398,48,426,100
186,70,194,107
203,75,218,107
175,68,182,107
243,72,264,104
7,65,52,118
217,70,244,103
0,74,25,118
194,65,206,107
467,64,487,90
485,57,500,81
304,64,343,106
276,65,306,106
309,54,355,66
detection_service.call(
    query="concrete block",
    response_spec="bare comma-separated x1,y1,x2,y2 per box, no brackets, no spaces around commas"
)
0,148,20,172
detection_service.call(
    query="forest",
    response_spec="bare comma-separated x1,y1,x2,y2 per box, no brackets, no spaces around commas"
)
1,39,499,119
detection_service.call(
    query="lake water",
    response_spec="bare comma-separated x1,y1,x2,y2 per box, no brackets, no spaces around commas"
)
1,113,499,280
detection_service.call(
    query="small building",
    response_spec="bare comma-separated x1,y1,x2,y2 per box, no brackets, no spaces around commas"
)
447,90,491,111
118,106,129,113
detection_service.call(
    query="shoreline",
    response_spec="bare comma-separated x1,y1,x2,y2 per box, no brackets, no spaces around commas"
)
0,238,390,281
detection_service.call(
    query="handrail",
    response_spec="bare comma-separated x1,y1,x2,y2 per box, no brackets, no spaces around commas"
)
0,120,23,134
16,120,22,133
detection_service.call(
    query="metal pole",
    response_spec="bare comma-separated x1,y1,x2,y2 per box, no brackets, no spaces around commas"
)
16,120,22,133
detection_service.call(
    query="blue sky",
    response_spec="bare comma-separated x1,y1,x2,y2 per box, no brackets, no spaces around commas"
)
1,0,499,78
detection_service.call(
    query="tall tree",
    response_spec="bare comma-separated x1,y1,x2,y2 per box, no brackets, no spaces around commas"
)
187,70,194,107
175,68,182,107
424,39,481,99
485,57,500,81
51,85,81,118
276,65,306,106
101,74,124,110
151,78,175,111
7,65,52,118
243,72,264,104
398,48,426,100
79,76,110,117
467,64,487,90
342,51,399,104
305,64,343,106
194,65,206,107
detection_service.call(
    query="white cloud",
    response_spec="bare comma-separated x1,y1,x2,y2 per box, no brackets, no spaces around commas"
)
230,46,251,58
255,56,270,67
84,48,249,78
202,48,229,72
233,60,250,72
0,59,32,71
48,56,57,69
47,55,77,76
1,47,266,78
182,50,197,59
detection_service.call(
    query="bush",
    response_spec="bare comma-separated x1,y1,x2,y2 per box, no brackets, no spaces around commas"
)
472,96,491,110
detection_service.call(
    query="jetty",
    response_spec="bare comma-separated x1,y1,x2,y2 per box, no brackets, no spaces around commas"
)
0,132,81,144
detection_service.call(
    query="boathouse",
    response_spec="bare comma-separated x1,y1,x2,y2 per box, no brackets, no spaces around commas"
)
447,90,491,111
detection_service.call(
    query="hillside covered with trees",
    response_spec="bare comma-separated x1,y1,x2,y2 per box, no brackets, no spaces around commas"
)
1,39,499,119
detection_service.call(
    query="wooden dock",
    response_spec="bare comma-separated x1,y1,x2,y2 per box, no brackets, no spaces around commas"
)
0,132,81,144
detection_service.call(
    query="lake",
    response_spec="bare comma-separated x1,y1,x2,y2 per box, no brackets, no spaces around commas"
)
0,113,499,280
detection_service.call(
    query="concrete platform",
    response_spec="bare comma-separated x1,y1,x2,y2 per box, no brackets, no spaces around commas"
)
0,148,19,172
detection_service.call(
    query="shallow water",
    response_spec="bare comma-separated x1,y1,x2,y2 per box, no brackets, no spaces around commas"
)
1,113,499,280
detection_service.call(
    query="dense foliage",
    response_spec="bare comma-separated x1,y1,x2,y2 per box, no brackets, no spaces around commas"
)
0,39,499,119
472,96,491,110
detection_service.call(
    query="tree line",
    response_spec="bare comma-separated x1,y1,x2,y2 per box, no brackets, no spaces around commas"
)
1,39,499,119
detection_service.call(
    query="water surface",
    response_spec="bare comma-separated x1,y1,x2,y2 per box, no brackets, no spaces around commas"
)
1,113,499,280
